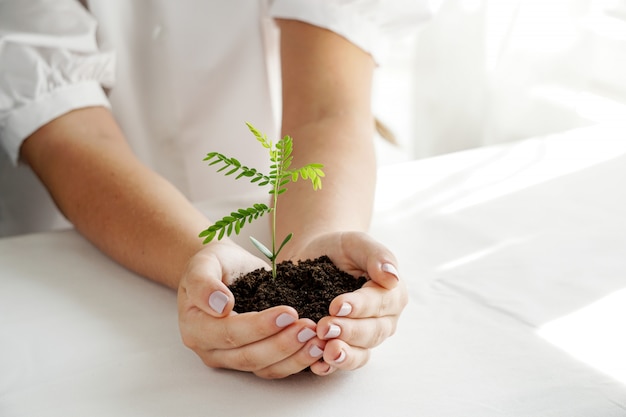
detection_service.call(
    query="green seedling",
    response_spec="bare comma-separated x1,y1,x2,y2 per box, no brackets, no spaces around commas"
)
199,123,325,279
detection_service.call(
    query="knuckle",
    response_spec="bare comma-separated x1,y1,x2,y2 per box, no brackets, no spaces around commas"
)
200,353,221,369
233,349,259,372
180,330,199,351
219,321,240,349
357,349,371,369
275,339,293,356
388,317,399,337
370,321,389,347
377,294,391,317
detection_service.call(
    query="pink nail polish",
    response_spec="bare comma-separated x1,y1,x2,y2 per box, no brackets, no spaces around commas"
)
334,350,346,364
276,313,296,328
297,328,316,343
208,291,228,314
336,302,352,317
309,345,324,358
382,263,399,279
324,324,341,339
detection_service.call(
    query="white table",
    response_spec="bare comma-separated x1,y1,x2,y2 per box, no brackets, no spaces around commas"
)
2,124,626,416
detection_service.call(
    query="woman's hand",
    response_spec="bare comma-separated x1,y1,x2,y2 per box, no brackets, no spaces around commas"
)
177,240,326,379
289,231,408,376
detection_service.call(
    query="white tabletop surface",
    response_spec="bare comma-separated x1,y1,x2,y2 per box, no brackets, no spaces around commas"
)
2,124,626,416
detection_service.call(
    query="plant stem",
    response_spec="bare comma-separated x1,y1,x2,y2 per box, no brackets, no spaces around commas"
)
270,142,283,279
271,184,279,279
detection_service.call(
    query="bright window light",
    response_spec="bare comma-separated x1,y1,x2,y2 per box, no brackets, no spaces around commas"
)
538,288,626,385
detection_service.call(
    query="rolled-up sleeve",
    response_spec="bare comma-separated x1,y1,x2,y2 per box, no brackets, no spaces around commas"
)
0,0,115,165
269,0,432,64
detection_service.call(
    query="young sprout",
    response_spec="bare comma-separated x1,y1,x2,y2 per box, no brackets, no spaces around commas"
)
199,122,325,278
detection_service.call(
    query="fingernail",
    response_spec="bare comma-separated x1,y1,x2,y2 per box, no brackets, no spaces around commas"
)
309,345,324,358
334,350,346,364
297,328,316,343
336,302,352,317
208,291,229,314
322,364,333,374
381,263,399,279
275,313,296,328
324,324,341,339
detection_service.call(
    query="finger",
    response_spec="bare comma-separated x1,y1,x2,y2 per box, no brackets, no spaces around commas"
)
321,339,371,371
254,339,328,379
200,318,318,372
181,250,235,318
340,232,400,290
328,280,408,319
181,305,300,351
309,359,337,376
317,315,398,349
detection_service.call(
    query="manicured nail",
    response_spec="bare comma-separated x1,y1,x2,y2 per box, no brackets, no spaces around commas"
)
334,350,346,364
336,302,352,317
381,263,399,279
320,363,333,375
309,345,324,358
208,291,228,314
297,328,316,343
324,324,341,339
275,313,296,328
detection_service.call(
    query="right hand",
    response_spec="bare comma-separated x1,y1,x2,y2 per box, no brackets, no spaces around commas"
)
177,240,326,379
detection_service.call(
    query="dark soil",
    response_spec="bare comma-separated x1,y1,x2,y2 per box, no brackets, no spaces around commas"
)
228,256,368,323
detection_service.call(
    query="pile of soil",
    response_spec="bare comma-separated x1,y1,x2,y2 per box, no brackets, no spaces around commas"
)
229,256,367,322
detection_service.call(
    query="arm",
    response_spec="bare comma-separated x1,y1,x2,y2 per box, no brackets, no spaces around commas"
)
20,107,206,289
275,20,407,375
21,107,320,379
275,19,376,257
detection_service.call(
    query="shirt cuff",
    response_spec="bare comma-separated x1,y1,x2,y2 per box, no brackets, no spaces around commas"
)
1,81,111,165
269,0,431,64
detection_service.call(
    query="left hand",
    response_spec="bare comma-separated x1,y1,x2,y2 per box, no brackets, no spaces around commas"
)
287,231,408,375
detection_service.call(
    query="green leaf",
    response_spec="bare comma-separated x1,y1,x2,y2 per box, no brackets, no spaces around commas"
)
246,122,272,149
250,236,274,260
275,233,293,258
236,168,255,179
198,229,215,241
200,204,271,245
203,152,217,161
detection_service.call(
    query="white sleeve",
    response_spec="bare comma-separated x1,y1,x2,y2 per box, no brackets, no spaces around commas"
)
268,0,432,64
0,0,115,165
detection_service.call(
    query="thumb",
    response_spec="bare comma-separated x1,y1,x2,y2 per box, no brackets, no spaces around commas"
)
341,232,400,290
366,257,400,290
181,250,235,318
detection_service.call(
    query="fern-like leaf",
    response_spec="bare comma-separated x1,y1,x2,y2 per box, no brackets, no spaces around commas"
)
289,163,325,190
246,122,272,149
203,152,271,187
198,203,271,244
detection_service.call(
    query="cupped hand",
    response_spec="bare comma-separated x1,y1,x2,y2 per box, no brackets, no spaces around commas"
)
287,231,408,376
177,240,326,379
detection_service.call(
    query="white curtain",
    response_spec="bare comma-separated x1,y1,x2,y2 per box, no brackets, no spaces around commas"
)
374,0,626,162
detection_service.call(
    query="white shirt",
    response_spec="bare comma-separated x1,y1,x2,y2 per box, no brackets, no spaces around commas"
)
0,0,431,237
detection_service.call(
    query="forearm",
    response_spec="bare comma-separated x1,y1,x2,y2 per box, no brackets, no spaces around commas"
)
21,107,207,288
275,19,377,260
276,116,376,259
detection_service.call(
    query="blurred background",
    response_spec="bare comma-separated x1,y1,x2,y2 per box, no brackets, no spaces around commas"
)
373,0,626,165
